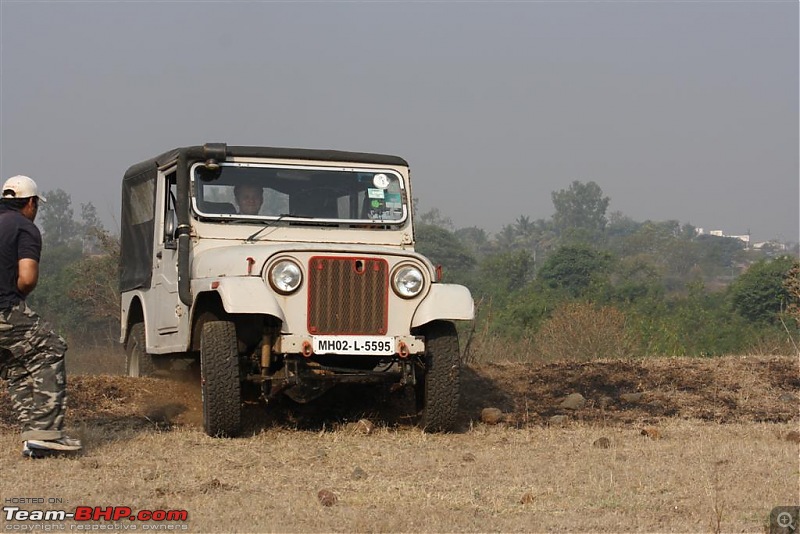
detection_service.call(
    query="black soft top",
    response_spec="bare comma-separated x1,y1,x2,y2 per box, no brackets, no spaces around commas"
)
123,146,409,182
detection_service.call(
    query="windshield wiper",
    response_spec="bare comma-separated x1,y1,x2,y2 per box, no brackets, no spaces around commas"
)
245,214,304,242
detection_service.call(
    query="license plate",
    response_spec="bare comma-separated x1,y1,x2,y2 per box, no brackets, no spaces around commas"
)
312,336,395,356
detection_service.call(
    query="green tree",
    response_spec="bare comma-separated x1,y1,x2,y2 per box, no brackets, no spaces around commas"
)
608,220,711,293
610,254,664,303
536,245,613,299
605,211,642,241
729,256,797,323
39,189,79,248
415,207,454,230
66,230,121,344
551,180,610,238
26,245,84,335
475,249,534,298
27,190,106,339
694,234,745,278
494,223,519,251
414,224,476,284
454,226,492,258
490,284,553,338
615,220,682,257
514,215,535,242
79,202,105,253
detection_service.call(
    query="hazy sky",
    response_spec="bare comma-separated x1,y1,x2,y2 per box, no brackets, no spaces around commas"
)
1,1,797,242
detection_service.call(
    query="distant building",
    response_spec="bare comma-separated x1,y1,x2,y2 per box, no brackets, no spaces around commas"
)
752,240,787,251
727,234,751,244
695,227,751,245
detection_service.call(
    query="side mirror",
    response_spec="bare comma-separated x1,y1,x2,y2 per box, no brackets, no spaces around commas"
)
164,210,178,249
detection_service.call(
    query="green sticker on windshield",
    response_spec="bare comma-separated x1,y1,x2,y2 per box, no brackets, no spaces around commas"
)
384,192,401,209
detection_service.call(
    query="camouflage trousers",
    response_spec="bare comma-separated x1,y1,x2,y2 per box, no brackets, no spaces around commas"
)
0,301,69,441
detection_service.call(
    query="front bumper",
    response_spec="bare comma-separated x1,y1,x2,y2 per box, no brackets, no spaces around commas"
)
275,334,425,357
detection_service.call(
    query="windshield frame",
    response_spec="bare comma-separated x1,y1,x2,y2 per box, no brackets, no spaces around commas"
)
189,161,409,226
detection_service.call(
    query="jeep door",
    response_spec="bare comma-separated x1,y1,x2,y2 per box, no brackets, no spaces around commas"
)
151,171,182,337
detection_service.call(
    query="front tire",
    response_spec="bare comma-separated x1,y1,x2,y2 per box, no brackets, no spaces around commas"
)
125,323,156,377
415,321,460,432
200,321,242,437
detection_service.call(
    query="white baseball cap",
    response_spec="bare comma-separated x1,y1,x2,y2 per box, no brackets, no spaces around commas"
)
2,175,46,202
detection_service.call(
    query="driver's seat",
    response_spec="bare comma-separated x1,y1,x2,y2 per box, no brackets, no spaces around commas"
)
291,194,338,218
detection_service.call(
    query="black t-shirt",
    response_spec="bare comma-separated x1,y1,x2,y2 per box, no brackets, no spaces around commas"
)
0,204,42,309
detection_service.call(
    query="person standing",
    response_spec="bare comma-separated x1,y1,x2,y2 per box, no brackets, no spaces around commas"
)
0,175,82,458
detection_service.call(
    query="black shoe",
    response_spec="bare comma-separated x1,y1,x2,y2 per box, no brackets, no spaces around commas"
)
22,441,52,458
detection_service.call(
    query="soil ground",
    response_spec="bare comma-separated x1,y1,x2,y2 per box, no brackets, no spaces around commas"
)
0,352,797,533
2,353,796,432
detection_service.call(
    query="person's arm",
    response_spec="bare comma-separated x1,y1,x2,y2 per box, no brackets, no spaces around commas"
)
17,258,39,296
16,219,42,296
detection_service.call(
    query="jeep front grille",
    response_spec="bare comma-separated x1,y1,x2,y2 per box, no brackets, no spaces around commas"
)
307,256,388,335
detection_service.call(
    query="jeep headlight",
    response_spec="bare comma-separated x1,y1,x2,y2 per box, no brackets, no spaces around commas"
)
268,259,302,294
392,265,424,298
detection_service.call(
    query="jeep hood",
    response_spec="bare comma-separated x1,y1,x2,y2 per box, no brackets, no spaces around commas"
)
191,242,434,279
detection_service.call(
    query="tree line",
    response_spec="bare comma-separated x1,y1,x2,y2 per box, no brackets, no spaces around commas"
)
25,184,800,360
27,189,119,346
414,181,799,360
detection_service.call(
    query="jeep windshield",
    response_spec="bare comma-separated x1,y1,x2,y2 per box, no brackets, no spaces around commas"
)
191,163,407,224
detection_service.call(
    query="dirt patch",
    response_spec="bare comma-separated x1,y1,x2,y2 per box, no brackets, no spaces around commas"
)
462,355,799,426
0,371,204,434
0,355,797,433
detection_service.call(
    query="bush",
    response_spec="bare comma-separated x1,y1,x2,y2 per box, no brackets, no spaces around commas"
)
625,283,766,356
533,301,638,361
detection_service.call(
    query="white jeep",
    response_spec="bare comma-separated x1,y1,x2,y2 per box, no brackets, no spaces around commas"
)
119,144,474,436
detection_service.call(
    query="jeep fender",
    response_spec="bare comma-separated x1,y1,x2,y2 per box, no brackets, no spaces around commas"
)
411,284,474,328
119,292,147,344
201,277,287,324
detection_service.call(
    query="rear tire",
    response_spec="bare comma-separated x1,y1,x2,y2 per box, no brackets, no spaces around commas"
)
125,323,156,377
415,321,460,432
200,321,242,437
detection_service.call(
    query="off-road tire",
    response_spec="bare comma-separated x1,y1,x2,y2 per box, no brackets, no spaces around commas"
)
200,321,242,437
125,323,156,377
416,321,460,432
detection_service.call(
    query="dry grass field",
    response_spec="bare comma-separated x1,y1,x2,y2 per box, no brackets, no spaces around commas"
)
0,349,798,533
